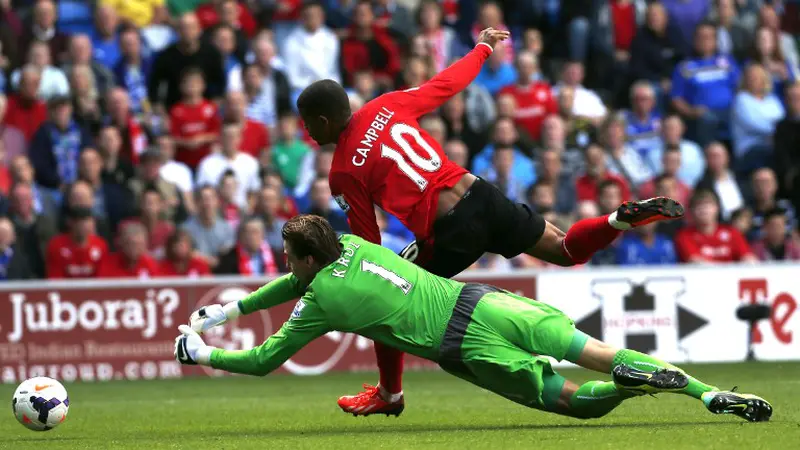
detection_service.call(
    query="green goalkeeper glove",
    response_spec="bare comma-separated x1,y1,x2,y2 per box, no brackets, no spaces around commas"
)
189,302,242,334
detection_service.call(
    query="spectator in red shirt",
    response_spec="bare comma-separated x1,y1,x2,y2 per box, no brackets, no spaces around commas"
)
575,143,632,202
196,0,257,38
223,90,269,159
106,88,148,165
340,1,401,88
214,217,285,275
119,187,175,259
158,229,211,277
675,189,758,263
261,169,299,221
99,221,160,278
169,68,222,170
218,170,242,230
751,208,800,261
46,206,109,279
499,51,558,141
4,66,47,142
0,94,28,161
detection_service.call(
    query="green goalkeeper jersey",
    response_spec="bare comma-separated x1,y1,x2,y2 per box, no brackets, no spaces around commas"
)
209,234,464,376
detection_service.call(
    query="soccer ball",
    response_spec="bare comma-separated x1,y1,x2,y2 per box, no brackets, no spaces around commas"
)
12,377,70,431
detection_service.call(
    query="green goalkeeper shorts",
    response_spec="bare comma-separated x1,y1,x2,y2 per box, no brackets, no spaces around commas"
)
438,283,580,411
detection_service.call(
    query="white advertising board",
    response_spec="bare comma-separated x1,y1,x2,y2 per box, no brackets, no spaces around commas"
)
536,264,799,363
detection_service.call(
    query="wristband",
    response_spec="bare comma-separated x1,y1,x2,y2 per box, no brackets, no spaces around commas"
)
196,346,215,365
476,42,494,52
223,301,243,320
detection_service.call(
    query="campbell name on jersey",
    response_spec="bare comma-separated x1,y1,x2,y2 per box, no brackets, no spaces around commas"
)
351,107,395,168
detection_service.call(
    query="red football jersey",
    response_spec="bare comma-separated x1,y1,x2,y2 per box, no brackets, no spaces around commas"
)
329,44,494,243
46,234,109,279
158,256,211,278
575,172,632,203
4,95,47,142
674,225,754,263
499,82,558,140
97,253,160,278
239,119,270,158
169,100,221,169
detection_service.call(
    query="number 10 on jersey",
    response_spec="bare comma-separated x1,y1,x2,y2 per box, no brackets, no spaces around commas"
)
380,123,442,191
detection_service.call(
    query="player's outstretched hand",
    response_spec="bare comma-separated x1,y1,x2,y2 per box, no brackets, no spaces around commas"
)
174,325,207,366
477,27,511,50
189,301,242,334
189,304,227,334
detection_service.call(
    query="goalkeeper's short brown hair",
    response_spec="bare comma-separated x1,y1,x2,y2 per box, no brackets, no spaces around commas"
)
282,214,342,266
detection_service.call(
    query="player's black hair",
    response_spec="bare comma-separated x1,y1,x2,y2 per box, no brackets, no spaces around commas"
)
282,214,342,266
296,79,351,121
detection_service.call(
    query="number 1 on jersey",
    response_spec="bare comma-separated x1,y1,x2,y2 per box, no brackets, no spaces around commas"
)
381,123,442,191
361,260,413,295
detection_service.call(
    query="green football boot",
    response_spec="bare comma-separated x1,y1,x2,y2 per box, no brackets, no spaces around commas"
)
612,364,689,395
702,388,773,422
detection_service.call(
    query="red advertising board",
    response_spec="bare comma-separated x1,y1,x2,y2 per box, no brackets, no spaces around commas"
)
0,274,537,383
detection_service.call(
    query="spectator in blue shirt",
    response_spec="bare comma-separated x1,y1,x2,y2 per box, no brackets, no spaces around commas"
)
731,63,785,176
91,5,122,70
29,96,93,191
670,21,740,148
484,146,528,202
471,118,536,192
616,222,678,265
623,81,663,164
649,114,705,187
473,43,516,95
114,28,152,117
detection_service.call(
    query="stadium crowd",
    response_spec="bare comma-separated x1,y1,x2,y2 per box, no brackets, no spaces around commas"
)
0,0,798,279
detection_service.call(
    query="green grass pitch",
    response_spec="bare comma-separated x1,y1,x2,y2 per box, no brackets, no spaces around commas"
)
2,362,799,450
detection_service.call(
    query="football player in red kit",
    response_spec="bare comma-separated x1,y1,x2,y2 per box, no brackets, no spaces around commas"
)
297,28,685,417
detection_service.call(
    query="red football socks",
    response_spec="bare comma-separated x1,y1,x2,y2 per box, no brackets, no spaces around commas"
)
561,215,622,264
374,342,404,395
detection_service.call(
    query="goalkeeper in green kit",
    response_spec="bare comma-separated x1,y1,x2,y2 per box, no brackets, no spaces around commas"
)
174,215,772,422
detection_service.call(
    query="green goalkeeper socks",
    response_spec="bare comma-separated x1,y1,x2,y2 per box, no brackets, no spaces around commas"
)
569,381,633,419
612,349,718,400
